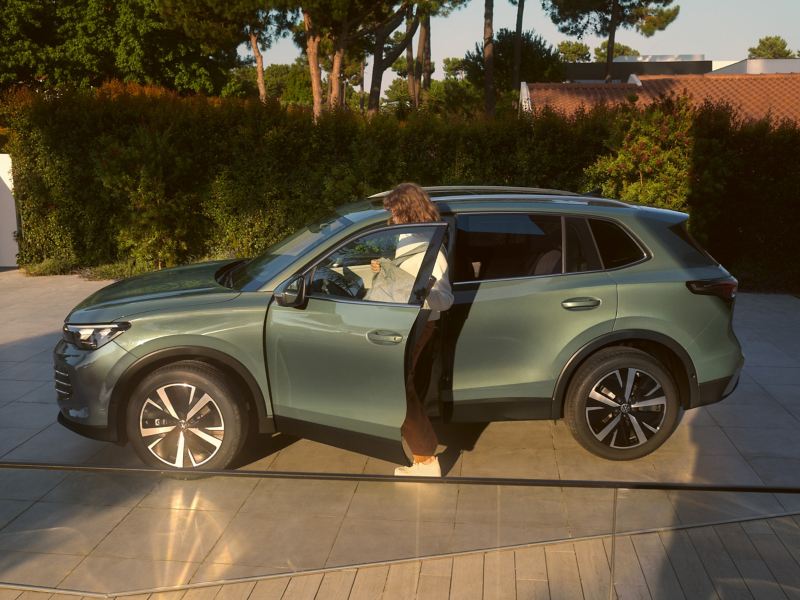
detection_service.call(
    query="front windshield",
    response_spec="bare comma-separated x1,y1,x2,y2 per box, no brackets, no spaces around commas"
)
230,213,354,291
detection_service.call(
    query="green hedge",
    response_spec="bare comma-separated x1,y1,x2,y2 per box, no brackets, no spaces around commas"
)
3,82,799,292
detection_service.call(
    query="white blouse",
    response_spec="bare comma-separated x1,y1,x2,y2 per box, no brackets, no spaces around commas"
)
395,233,454,321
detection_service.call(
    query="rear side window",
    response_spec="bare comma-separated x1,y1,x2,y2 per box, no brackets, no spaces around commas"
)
454,214,562,282
589,219,646,269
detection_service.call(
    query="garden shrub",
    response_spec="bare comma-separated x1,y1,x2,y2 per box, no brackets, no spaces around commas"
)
585,96,693,213
2,82,799,292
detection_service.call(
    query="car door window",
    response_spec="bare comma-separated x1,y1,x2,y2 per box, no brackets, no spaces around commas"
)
565,217,602,273
308,226,441,304
589,218,646,269
453,214,562,282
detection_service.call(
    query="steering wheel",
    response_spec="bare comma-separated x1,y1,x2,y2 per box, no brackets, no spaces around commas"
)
314,266,361,298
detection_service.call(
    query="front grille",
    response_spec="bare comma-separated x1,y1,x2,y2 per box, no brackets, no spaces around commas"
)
54,367,72,402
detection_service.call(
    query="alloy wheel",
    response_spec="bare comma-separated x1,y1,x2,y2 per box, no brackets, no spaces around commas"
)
138,383,225,468
585,368,667,449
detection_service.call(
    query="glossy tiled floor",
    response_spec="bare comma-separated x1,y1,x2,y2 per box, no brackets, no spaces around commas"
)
0,270,799,595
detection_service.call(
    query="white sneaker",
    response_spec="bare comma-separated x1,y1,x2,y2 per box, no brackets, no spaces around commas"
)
394,457,441,477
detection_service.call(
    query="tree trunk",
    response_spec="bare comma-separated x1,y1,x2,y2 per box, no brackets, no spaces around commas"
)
249,30,267,103
604,0,619,82
511,0,525,93
329,18,349,109
413,11,428,106
330,49,344,108
406,5,418,108
483,0,495,117
303,10,324,119
368,26,387,114
368,4,418,115
422,14,431,91
359,59,365,112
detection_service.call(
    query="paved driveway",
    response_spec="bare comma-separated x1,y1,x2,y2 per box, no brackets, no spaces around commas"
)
0,270,799,593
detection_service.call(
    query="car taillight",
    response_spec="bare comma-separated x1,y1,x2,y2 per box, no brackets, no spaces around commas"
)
686,276,738,301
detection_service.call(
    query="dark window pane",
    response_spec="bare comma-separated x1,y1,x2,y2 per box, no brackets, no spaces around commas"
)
589,219,645,269
454,214,562,281
565,217,602,273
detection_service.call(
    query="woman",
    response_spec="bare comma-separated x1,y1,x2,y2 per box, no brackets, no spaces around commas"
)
371,183,454,477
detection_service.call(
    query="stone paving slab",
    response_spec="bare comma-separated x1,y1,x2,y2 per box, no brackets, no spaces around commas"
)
0,271,799,594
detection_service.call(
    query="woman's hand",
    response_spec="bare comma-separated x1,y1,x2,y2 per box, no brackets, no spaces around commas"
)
370,259,381,273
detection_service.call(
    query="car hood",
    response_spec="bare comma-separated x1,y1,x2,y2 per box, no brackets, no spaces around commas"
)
67,260,242,323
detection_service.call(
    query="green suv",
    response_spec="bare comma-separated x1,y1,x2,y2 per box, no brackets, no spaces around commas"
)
54,187,744,469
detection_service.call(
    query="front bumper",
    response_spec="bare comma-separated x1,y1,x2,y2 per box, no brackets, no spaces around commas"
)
57,412,120,442
53,338,137,441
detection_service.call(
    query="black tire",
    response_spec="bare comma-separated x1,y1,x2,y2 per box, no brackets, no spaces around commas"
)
126,361,247,470
564,346,681,461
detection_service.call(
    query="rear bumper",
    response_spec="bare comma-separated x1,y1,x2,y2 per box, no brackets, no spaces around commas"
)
691,354,744,409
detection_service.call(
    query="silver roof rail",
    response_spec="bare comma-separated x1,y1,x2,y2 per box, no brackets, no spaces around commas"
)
368,186,632,208
369,185,583,199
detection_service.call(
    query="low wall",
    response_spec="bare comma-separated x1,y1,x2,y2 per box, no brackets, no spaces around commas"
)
0,154,18,267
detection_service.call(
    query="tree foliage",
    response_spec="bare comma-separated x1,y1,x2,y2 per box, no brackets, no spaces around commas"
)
0,0,240,93
593,40,639,61
541,0,678,77
156,0,294,102
464,28,563,92
747,35,798,59
585,96,691,211
558,40,591,62
264,59,314,104
540,0,679,38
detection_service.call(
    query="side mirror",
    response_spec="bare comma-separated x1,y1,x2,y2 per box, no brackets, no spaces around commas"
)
275,274,307,308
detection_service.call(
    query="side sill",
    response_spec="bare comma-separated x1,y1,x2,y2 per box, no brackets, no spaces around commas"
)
275,416,407,465
448,397,553,422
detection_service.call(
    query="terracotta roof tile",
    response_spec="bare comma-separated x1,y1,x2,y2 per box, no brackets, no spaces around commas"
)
528,73,800,122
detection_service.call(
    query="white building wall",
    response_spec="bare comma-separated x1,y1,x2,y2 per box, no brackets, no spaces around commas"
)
0,154,19,267
713,58,800,74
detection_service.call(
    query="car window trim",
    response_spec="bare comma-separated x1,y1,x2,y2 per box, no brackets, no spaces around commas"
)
587,216,650,270
449,210,651,286
300,221,449,307
587,216,606,270
564,216,603,274
560,215,567,274
303,294,417,309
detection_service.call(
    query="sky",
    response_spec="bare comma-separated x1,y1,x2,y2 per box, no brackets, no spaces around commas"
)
253,1,800,84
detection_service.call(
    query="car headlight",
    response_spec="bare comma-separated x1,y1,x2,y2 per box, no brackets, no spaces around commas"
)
63,323,130,350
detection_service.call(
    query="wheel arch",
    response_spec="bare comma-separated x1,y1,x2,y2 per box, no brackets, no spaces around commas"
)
110,346,275,444
552,329,698,418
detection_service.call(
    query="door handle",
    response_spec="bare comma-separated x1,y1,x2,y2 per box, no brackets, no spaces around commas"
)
366,330,404,345
561,297,601,310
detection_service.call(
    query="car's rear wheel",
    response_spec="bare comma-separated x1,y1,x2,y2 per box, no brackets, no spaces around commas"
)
564,347,681,460
126,362,246,470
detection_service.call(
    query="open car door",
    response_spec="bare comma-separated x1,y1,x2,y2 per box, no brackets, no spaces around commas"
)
265,222,448,464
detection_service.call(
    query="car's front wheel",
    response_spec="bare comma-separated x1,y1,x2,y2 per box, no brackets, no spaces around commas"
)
126,362,247,470
564,347,681,460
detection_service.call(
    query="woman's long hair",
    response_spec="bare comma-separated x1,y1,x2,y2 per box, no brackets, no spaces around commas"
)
383,183,440,224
